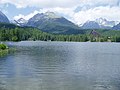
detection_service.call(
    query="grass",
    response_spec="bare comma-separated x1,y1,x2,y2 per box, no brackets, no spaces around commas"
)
0,43,16,57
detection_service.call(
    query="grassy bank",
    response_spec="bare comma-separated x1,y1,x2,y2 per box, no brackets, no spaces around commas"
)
0,43,16,57
0,43,8,57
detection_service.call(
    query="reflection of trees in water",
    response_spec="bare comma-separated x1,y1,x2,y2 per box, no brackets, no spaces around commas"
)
0,48,16,57
0,50,8,57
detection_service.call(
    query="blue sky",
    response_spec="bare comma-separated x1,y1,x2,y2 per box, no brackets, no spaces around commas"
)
0,3,39,19
0,0,120,24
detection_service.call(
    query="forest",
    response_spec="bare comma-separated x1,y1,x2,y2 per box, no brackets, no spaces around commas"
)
0,24,120,42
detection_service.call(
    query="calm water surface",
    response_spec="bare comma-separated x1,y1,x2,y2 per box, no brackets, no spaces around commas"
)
0,41,120,90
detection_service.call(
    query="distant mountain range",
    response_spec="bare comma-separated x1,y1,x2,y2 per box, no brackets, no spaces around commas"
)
13,12,120,31
95,18,119,27
1,10,120,35
21,14,120,30
81,18,119,29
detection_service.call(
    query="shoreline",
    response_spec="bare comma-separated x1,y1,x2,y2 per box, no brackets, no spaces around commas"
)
5,40,120,43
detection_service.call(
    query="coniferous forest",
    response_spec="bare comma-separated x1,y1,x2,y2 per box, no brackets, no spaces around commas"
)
0,23,120,42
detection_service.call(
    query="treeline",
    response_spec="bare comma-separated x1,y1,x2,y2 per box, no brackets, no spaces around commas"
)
0,27,120,42
0,27,89,42
85,29,120,42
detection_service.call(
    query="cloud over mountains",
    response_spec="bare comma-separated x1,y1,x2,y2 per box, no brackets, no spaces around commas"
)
0,0,120,25
0,0,119,8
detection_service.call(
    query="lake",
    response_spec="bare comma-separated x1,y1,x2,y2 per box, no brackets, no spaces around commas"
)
0,41,120,90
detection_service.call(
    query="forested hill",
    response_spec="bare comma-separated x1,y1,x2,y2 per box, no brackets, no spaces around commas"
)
0,23,88,42
0,23,120,42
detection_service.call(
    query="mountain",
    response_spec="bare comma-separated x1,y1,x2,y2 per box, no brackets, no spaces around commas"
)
81,21,100,29
14,18,28,26
112,23,120,30
27,12,84,34
95,18,119,27
0,11,9,23
81,18,119,29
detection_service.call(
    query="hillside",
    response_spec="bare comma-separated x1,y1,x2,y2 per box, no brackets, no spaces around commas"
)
26,12,84,34
0,11,10,23
0,23,120,42
112,23,120,30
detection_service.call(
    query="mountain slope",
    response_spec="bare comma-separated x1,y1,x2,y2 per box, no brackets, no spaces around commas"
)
14,18,28,26
27,12,84,34
81,21,100,29
95,18,118,27
81,18,119,29
112,23,120,30
0,11,9,23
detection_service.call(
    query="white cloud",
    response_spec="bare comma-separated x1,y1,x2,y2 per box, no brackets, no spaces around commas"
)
0,0,82,8
14,10,39,20
73,6,120,25
7,0,120,25
0,0,119,8
13,7,75,20
13,6,120,25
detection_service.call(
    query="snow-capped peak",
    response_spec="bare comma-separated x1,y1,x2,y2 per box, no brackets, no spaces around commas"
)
14,18,28,26
95,17,119,27
17,18,28,24
44,12,62,19
96,18,107,25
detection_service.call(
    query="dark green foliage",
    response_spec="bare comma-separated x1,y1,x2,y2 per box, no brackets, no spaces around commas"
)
0,44,8,50
0,23,19,29
0,26,89,42
12,36,19,42
0,43,9,57
84,29,120,42
0,23,120,42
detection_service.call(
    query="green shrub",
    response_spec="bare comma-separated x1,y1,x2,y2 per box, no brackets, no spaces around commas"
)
0,44,8,50
12,36,18,42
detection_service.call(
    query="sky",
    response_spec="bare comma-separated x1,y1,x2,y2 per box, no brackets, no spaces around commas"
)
0,0,120,25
